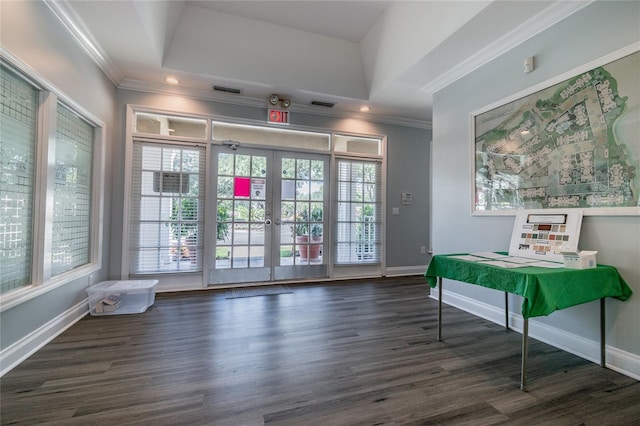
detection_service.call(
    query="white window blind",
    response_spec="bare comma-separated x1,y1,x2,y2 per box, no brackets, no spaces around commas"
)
51,104,95,276
334,159,382,264
130,142,205,274
0,65,38,294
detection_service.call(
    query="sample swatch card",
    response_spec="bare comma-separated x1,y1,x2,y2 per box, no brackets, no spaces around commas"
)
508,210,583,262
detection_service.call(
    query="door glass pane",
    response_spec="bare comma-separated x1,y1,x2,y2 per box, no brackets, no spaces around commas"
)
217,177,233,198
281,158,295,178
249,246,264,267
296,159,310,179
310,181,323,201
250,202,265,221
232,246,248,268
311,160,324,180
218,153,234,175
296,181,310,200
235,155,251,176
252,156,267,177
281,179,295,200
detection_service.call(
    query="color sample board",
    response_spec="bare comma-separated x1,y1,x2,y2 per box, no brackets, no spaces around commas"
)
508,210,583,262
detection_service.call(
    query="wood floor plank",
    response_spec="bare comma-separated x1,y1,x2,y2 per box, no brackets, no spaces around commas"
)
1,276,638,425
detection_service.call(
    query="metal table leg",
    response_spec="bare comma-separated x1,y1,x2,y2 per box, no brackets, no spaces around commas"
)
600,298,606,368
521,317,529,391
437,277,442,342
505,292,509,330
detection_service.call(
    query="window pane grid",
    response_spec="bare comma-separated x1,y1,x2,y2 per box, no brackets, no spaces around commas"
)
215,152,268,270
334,159,381,264
51,104,94,276
131,143,205,273
0,65,37,294
279,157,324,266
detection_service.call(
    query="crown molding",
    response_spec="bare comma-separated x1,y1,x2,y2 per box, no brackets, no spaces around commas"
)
43,0,124,86
119,79,432,130
420,0,594,94
43,0,430,130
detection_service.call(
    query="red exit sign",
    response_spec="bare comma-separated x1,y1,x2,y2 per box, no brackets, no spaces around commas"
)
268,109,289,124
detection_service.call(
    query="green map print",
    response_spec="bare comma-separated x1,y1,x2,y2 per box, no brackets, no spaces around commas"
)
475,51,639,211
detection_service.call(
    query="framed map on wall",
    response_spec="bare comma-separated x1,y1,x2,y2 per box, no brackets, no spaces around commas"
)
472,45,639,216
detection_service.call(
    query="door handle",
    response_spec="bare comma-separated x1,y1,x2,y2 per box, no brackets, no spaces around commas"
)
265,219,272,226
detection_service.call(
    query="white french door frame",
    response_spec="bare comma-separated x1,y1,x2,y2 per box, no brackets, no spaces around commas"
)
208,145,330,285
209,145,274,284
272,150,330,282
121,106,389,290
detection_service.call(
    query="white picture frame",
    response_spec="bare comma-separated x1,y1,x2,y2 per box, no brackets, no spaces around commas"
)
471,43,640,216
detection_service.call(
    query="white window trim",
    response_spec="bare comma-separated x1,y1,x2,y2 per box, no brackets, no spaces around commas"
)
122,106,211,281
331,132,387,277
0,50,105,312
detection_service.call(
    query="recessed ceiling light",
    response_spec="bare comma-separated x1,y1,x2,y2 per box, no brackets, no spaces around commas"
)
165,76,180,85
360,106,371,113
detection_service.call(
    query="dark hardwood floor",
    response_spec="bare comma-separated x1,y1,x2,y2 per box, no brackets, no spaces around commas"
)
1,276,639,425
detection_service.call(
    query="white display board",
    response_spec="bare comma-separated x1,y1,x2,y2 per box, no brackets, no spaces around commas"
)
508,210,584,262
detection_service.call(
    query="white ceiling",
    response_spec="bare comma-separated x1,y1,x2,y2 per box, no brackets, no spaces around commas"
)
55,0,589,127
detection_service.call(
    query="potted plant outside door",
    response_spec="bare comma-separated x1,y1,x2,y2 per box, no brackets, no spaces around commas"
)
293,206,323,261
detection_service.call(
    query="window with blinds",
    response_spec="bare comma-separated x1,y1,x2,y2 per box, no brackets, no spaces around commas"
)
51,104,95,276
130,143,205,274
334,159,382,264
0,65,38,294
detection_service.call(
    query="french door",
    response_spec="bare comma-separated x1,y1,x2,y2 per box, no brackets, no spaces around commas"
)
209,145,329,284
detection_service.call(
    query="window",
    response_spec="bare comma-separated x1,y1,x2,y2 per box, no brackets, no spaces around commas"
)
129,143,205,274
335,159,382,264
126,108,388,283
0,65,38,294
334,134,381,155
213,121,330,151
134,112,206,139
51,104,94,276
0,60,103,301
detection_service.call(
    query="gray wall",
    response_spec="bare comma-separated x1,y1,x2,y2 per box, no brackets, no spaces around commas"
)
432,0,640,362
0,1,116,351
112,91,432,277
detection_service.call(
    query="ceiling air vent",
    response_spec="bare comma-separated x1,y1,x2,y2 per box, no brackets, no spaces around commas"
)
213,85,242,94
310,100,335,108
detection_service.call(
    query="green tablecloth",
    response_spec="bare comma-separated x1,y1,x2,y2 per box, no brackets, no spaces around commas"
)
425,254,633,318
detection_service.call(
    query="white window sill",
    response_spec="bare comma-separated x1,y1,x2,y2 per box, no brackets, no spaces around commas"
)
0,263,100,313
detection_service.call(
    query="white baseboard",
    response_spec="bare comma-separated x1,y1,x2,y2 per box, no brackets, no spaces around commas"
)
385,265,428,277
1,299,88,377
431,288,640,381
606,346,640,381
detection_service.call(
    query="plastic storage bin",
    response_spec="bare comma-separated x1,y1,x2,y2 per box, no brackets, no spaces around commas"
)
87,280,158,316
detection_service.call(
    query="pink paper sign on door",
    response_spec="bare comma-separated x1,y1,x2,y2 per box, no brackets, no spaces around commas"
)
234,177,251,197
